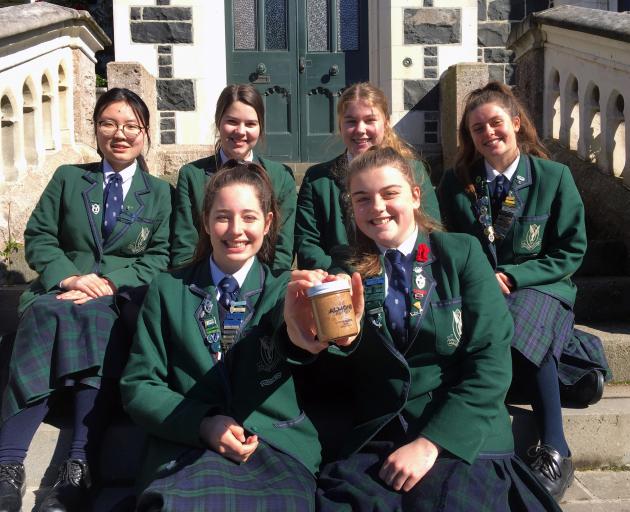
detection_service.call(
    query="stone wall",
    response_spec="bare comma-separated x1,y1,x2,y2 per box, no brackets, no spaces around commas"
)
113,0,225,147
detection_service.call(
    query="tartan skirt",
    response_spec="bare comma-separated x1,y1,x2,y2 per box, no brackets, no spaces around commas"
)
505,288,610,384
316,441,561,512
136,442,316,512
1,292,128,422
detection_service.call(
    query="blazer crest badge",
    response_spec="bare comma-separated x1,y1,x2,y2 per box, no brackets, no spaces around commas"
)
521,224,542,252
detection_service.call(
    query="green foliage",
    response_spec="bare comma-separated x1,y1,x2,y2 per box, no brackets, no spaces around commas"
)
0,237,19,266
96,74,107,88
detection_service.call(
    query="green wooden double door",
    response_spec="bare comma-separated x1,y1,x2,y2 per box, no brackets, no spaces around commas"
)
225,0,369,162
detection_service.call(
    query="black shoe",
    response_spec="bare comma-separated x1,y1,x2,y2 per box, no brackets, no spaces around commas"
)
38,459,91,512
560,369,605,407
0,463,25,512
528,444,574,502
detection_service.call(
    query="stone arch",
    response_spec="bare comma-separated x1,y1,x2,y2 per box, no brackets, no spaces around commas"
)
23,78,38,167
58,61,70,144
564,75,579,151
584,82,601,164
548,69,561,140
1,93,16,181
41,71,54,150
606,91,625,178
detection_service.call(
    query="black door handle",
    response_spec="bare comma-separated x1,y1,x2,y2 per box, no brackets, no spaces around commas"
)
299,57,305,74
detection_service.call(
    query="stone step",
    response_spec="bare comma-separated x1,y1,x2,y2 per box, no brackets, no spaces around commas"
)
511,384,630,470
561,469,630,511
19,385,630,511
575,323,630,383
574,276,630,323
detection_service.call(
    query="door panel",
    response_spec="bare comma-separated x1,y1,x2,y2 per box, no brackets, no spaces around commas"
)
225,0,368,162
226,0,299,161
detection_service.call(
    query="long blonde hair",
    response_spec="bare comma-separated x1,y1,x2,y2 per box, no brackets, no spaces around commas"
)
346,147,441,277
337,83,417,160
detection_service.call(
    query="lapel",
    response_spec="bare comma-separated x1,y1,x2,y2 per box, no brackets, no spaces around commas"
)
493,155,531,250
470,161,498,267
189,261,220,353
104,165,149,250
362,265,390,346
206,153,221,176
80,162,105,259
239,258,265,336
406,232,437,352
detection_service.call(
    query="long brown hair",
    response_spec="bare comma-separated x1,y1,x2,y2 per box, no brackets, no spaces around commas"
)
346,147,442,277
214,84,265,155
192,161,279,266
93,87,151,173
454,81,548,194
337,83,417,160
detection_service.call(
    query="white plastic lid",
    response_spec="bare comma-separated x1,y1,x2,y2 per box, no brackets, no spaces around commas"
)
306,279,351,298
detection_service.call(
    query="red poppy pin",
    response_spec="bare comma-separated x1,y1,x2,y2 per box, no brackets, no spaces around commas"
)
416,243,430,262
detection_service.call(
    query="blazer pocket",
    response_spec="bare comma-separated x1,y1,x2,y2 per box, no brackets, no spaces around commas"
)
512,214,549,258
273,411,306,429
121,218,155,255
430,297,464,356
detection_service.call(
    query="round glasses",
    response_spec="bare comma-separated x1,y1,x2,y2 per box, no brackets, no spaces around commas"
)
97,120,144,138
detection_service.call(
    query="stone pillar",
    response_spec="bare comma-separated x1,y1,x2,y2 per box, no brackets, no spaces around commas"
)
73,48,98,148
508,21,546,136
106,61,159,172
439,63,489,172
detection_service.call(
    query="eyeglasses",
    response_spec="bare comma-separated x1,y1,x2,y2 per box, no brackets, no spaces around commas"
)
97,120,144,138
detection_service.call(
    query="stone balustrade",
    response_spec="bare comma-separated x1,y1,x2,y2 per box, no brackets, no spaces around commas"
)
0,2,109,241
510,5,630,188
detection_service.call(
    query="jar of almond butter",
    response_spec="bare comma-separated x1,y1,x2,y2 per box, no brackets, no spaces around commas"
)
306,280,358,343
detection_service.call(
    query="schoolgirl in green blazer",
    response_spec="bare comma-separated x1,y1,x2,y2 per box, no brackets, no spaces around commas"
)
295,82,440,271
170,84,296,271
121,164,319,511
438,82,609,502
285,147,560,512
0,89,171,512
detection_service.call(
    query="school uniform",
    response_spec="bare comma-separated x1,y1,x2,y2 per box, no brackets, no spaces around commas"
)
170,152,296,270
304,231,560,511
120,258,319,511
295,153,441,271
1,162,172,422
437,155,610,385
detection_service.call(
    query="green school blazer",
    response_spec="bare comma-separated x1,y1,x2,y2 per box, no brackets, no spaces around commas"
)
438,155,587,307
289,231,515,464
120,259,322,489
170,153,296,270
19,163,172,313
294,153,441,271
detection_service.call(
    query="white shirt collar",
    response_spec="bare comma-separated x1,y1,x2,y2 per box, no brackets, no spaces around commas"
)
484,153,520,182
103,159,136,184
209,255,255,292
219,148,254,164
376,227,419,258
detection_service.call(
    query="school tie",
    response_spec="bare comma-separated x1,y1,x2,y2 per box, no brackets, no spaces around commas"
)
218,275,239,310
102,173,123,239
384,250,409,349
491,174,508,220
